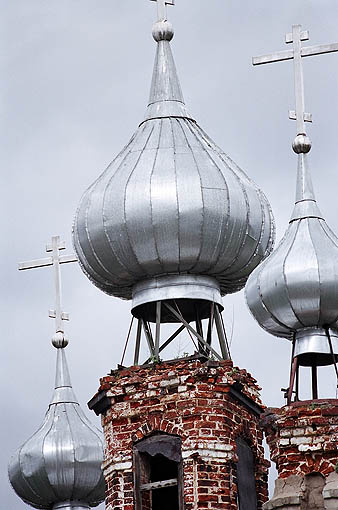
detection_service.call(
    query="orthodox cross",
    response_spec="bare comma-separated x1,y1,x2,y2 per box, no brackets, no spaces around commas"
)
253,25,338,136
19,236,77,334
150,0,174,21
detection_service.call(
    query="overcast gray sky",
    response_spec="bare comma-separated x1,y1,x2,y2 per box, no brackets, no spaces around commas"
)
2,1,338,508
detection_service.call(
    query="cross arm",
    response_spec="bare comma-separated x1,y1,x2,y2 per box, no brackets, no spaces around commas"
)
59,255,78,264
18,257,53,271
253,49,294,66
253,42,338,66
18,254,77,271
301,42,338,59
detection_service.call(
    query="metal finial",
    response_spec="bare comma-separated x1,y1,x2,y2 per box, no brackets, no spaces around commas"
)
18,235,77,347
253,24,338,153
150,0,175,22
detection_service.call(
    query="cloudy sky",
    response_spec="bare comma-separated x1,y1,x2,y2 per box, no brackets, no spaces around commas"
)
2,0,338,508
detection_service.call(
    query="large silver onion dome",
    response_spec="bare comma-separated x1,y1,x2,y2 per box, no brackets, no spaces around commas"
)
8,346,105,510
246,152,338,366
73,18,274,314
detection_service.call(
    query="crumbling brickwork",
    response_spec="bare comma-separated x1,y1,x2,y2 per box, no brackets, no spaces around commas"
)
263,399,338,509
90,357,269,509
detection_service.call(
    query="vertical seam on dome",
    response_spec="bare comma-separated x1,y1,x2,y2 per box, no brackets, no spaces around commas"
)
314,219,338,327
41,405,58,502
307,218,322,326
196,126,272,276
192,122,249,274
148,118,166,274
170,117,181,271
184,120,228,272
257,259,290,333
186,121,248,275
104,124,151,275
110,123,156,277
226,187,266,279
63,403,76,501
282,220,306,328
255,239,295,334
15,437,47,505
176,119,204,271
321,220,338,249
83,128,147,287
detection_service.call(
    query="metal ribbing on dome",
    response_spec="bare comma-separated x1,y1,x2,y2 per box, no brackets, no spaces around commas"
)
8,348,105,509
73,17,274,303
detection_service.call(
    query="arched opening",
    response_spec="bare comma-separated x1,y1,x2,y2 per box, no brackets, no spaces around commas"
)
134,434,183,510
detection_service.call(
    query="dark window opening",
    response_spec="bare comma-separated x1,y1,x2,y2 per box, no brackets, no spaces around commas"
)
236,437,258,510
134,435,183,510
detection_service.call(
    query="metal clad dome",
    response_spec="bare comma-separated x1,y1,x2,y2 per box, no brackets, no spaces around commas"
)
73,19,274,307
8,348,105,510
246,153,338,365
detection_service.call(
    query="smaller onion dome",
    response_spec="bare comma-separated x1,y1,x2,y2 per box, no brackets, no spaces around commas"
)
245,152,338,366
8,346,105,510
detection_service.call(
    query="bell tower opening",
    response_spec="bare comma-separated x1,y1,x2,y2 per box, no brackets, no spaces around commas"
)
134,434,183,510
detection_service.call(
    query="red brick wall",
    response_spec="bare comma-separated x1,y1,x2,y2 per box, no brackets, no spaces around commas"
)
263,399,338,479
95,358,269,509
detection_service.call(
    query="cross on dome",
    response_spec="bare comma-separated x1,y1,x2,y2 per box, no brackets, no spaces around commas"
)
150,0,174,22
253,24,338,151
18,235,77,345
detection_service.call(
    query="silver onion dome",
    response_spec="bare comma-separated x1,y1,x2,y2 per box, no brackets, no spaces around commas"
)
73,18,274,318
8,346,105,510
245,152,338,366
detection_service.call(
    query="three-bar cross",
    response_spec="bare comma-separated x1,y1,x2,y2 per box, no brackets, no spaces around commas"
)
19,236,77,335
150,0,174,22
253,25,338,135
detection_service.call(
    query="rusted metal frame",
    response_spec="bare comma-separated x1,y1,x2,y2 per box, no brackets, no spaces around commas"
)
134,319,142,366
121,316,134,366
214,305,230,360
155,301,161,360
311,365,318,400
325,327,338,384
163,302,222,361
140,478,178,491
143,325,185,365
287,357,298,405
142,319,155,357
285,333,296,403
295,362,300,401
206,302,215,347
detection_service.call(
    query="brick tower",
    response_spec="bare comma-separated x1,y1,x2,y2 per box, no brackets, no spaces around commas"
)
72,1,275,509
89,358,269,510
246,25,338,510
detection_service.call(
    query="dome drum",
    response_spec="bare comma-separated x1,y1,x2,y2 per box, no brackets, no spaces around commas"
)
131,275,223,323
294,328,338,367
